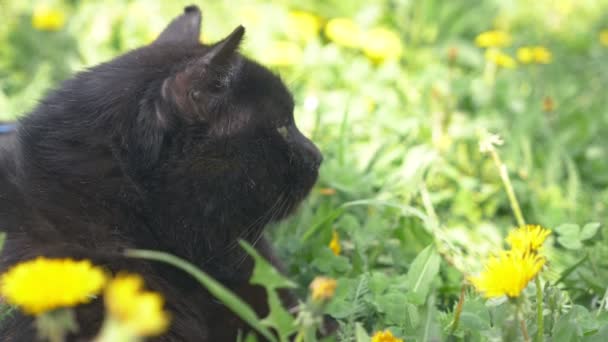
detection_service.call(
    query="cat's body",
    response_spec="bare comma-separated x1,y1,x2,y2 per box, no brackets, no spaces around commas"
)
0,6,321,341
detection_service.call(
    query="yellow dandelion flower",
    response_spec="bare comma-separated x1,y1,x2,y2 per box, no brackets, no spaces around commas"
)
0,257,107,315
485,49,517,68
543,96,555,112
517,47,534,64
447,46,459,63
32,6,66,32
506,225,551,254
532,46,552,64
264,41,303,67
105,273,170,337
329,230,341,256
319,187,336,196
475,30,512,48
288,11,321,42
469,251,545,298
325,18,361,48
371,329,404,342
361,27,404,63
600,30,608,46
517,46,552,64
309,276,337,302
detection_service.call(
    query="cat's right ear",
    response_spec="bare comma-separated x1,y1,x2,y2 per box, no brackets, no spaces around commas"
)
154,5,201,45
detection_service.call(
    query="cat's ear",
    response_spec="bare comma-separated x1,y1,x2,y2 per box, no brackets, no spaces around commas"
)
162,26,245,120
201,25,245,66
154,5,202,45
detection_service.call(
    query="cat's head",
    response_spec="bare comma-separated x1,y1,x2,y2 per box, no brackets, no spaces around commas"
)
18,5,320,271
121,7,322,231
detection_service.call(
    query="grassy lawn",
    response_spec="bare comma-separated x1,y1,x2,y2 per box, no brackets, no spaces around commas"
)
1,0,608,341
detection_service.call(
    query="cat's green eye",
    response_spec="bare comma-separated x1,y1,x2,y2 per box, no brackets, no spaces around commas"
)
277,126,289,140
189,90,202,101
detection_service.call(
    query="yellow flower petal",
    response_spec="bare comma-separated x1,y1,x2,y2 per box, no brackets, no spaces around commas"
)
532,46,552,64
288,11,321,42
371,329,404,342
309,276,337,302
600,30,608,46
361,27,404,63
485,49,517,68
105,273,170,337
32,6,66,32
475,30,512,48
264,41,303,67
517,47,534,64
325,18,361,48
469,251,545,298
329,230,341,256
0,257,107,315
506,225,551,254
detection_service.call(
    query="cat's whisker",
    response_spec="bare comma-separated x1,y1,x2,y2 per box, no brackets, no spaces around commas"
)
208,186,288,261
232,190,291,271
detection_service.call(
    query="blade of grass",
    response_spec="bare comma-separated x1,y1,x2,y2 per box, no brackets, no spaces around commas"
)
125,249,277,342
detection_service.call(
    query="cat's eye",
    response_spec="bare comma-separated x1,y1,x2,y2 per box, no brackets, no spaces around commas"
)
189,90,202,101
277,126,289,140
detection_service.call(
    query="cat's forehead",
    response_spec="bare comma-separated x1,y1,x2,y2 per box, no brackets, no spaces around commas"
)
237,61,293,104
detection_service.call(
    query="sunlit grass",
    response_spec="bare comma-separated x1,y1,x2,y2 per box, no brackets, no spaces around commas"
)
1,0,608,341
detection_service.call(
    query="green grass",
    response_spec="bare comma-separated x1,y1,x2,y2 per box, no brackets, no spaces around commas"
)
2,0,608,341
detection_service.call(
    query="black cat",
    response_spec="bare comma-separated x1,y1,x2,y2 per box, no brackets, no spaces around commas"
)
0,5,322,341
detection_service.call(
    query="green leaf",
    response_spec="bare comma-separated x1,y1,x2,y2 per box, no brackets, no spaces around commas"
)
125,249,277,342
311,248,352,274
458,297,491,331
585,325,608,342
405,245,441,302
376,292,408,326
355,323,370,342
580,222,601,241
554,223,580,237
405,302,421,330
240,241,297,290
368,272,390,296
239,241,297,341
260,290,297,341
553,305,589,342
555,222,584,250
557,235,583,250
301,208,344,242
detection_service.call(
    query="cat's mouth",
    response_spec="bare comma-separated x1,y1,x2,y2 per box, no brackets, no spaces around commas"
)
272,168,319,221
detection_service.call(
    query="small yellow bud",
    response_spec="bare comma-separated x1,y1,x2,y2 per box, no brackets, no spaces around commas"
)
309,276,337,302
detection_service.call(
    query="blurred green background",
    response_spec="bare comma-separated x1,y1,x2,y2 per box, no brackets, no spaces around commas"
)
2,0,608,340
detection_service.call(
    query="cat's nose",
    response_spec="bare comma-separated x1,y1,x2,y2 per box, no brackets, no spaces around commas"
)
301,136,323,170
289,126,323,170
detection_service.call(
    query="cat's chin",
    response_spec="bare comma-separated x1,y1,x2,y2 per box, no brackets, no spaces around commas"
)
273,179,318,221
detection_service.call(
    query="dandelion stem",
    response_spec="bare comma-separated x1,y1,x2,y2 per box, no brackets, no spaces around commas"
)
449,284,467,335
515,299,530,342
489,149,526,227
535,277,544,341
520,317,530,342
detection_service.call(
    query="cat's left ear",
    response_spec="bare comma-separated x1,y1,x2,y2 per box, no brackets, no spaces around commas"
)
154,5,202,45
162,26,245,120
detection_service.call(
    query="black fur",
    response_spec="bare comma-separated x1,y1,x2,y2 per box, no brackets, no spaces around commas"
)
0,5,322,341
